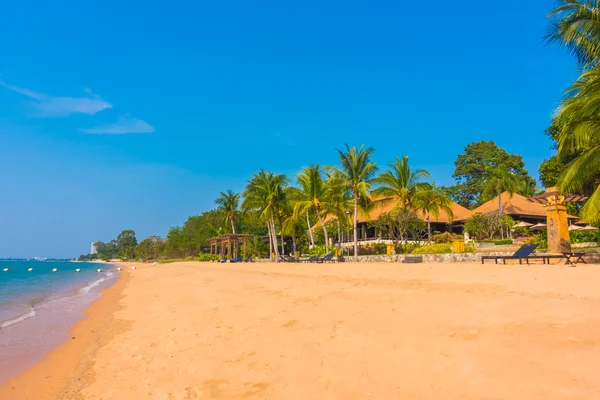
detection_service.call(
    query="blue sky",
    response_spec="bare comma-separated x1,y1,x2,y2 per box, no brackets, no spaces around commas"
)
0,0,577,258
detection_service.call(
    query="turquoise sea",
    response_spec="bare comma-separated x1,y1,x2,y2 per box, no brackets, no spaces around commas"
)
0,260,118,384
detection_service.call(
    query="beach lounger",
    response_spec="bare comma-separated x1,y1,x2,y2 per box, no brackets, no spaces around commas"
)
481,244,539,264
303,256,319,263
317,253,336,263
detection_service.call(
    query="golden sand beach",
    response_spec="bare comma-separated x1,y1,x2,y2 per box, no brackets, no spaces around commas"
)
2,261,600,399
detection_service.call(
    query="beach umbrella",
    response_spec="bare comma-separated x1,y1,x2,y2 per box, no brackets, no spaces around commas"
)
579,225,599,231
529,223,547,231
568,224,583,231
513,221,533,228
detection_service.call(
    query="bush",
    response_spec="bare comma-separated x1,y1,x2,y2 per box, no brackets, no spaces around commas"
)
372,243,387,255
431,232,463,243
396,242,421,254
493,239,513,245
309,244,327,256
570,231,600,244
198,252,219,262
410,243,452,254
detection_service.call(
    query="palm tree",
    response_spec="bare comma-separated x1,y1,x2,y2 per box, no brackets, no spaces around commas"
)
288,164,339,254
329,144,378,258
545,0,600,225
414,184,454,243
372,155,431,210
215,190,240,234
243,170,288,262
545,0,600,68
324,170,353,246
482,166,519,214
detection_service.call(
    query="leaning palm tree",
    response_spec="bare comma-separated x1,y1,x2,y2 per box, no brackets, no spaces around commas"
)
414,184,454,243
545,0,600,225
215,190,240,234
482,166,519,214
553,69,600,224
372,155,431,210
243,170,288,262
545,0,600,68
289,164,342,254
328,144,378,258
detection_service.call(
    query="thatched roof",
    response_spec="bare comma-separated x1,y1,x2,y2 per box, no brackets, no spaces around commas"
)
356,198,471,224
470,192,578,220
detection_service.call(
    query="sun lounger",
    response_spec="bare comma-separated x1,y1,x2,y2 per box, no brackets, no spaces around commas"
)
302,256,319,263
481,244,539,264
317,253,336,263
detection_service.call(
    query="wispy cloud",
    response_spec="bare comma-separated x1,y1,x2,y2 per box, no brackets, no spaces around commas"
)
80,115,155,134
0,79,112,117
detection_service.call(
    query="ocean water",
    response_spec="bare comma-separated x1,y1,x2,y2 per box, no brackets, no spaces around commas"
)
0,260,118,384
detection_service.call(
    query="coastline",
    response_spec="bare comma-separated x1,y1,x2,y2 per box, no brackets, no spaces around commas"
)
0,264,130,400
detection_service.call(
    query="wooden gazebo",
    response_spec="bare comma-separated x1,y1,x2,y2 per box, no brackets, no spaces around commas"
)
209,234,252,260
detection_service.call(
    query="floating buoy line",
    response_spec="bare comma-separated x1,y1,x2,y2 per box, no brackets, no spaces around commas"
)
1,267,125,273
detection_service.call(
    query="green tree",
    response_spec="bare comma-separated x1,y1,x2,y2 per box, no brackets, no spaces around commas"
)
545,0,600,68
329,144,378,258
288,164,336,254
243,170,289,261
135,236,165,260
447,141,534,208
372,155,431,209
545,1,600,224
413,184,454,243
215,190,241,234
117,230,138,260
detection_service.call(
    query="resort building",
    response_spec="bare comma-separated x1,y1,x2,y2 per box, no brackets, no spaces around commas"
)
469,192,579,225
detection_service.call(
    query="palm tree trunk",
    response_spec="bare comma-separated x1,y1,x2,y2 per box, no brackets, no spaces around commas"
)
306,211,315,247
353,193,359,259
270,218,280,261
316,208,330,254
337,219,341,246
427,215,432,244
292,232,297,256
267,222,273,260
498,191,503,214
230,218,236,234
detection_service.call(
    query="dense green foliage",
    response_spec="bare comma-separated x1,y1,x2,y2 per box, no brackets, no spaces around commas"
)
544,0,600,224
442,141,536,208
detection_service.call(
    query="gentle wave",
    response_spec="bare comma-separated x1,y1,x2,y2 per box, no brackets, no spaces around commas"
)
79,271,113,294
1,308,36,328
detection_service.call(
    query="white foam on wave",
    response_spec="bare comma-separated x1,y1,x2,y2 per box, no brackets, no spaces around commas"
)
80,271,114,294
1,308,36,328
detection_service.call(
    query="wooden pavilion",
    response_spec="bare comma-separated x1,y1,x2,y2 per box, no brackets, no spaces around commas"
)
208,234,252,260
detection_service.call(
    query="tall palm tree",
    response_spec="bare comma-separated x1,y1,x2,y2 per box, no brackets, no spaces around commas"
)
545,0,600,68
414,184,454,243
325,170,353,246
545,0,600,225
243,170,288,262
215,190,240,234
329,144,378,258
372,155,431,209
482,166,519,214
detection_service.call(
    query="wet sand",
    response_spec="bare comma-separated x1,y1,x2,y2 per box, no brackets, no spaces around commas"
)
2,261,600,399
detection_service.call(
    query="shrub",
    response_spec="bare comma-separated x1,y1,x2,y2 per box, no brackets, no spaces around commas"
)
309,244,327,256
432,232,463,243
396,242,421,254
372,243,387,255
198,252,219,262
570,231,600,244
410,243,452,254
493,239,513,245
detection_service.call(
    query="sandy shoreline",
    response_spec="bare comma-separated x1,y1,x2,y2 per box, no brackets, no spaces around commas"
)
2,261,600,399
0,266,130,400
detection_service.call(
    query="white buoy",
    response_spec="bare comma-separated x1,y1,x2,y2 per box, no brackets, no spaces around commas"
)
52,268,57,272
116,267,122,271
131,266,136,270
28,268,33,272
2,268,8,272
152,262,157,266
75,268,81,272
97,268,102,272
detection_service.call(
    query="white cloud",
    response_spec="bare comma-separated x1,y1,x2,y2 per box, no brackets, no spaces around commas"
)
80,115,155,134
0,79,112,117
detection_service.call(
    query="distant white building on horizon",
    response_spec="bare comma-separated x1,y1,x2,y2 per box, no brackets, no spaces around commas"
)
90,242,97,255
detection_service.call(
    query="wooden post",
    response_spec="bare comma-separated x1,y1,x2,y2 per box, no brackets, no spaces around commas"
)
243,238,247,260
227,237,232,260
545,187,571,253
